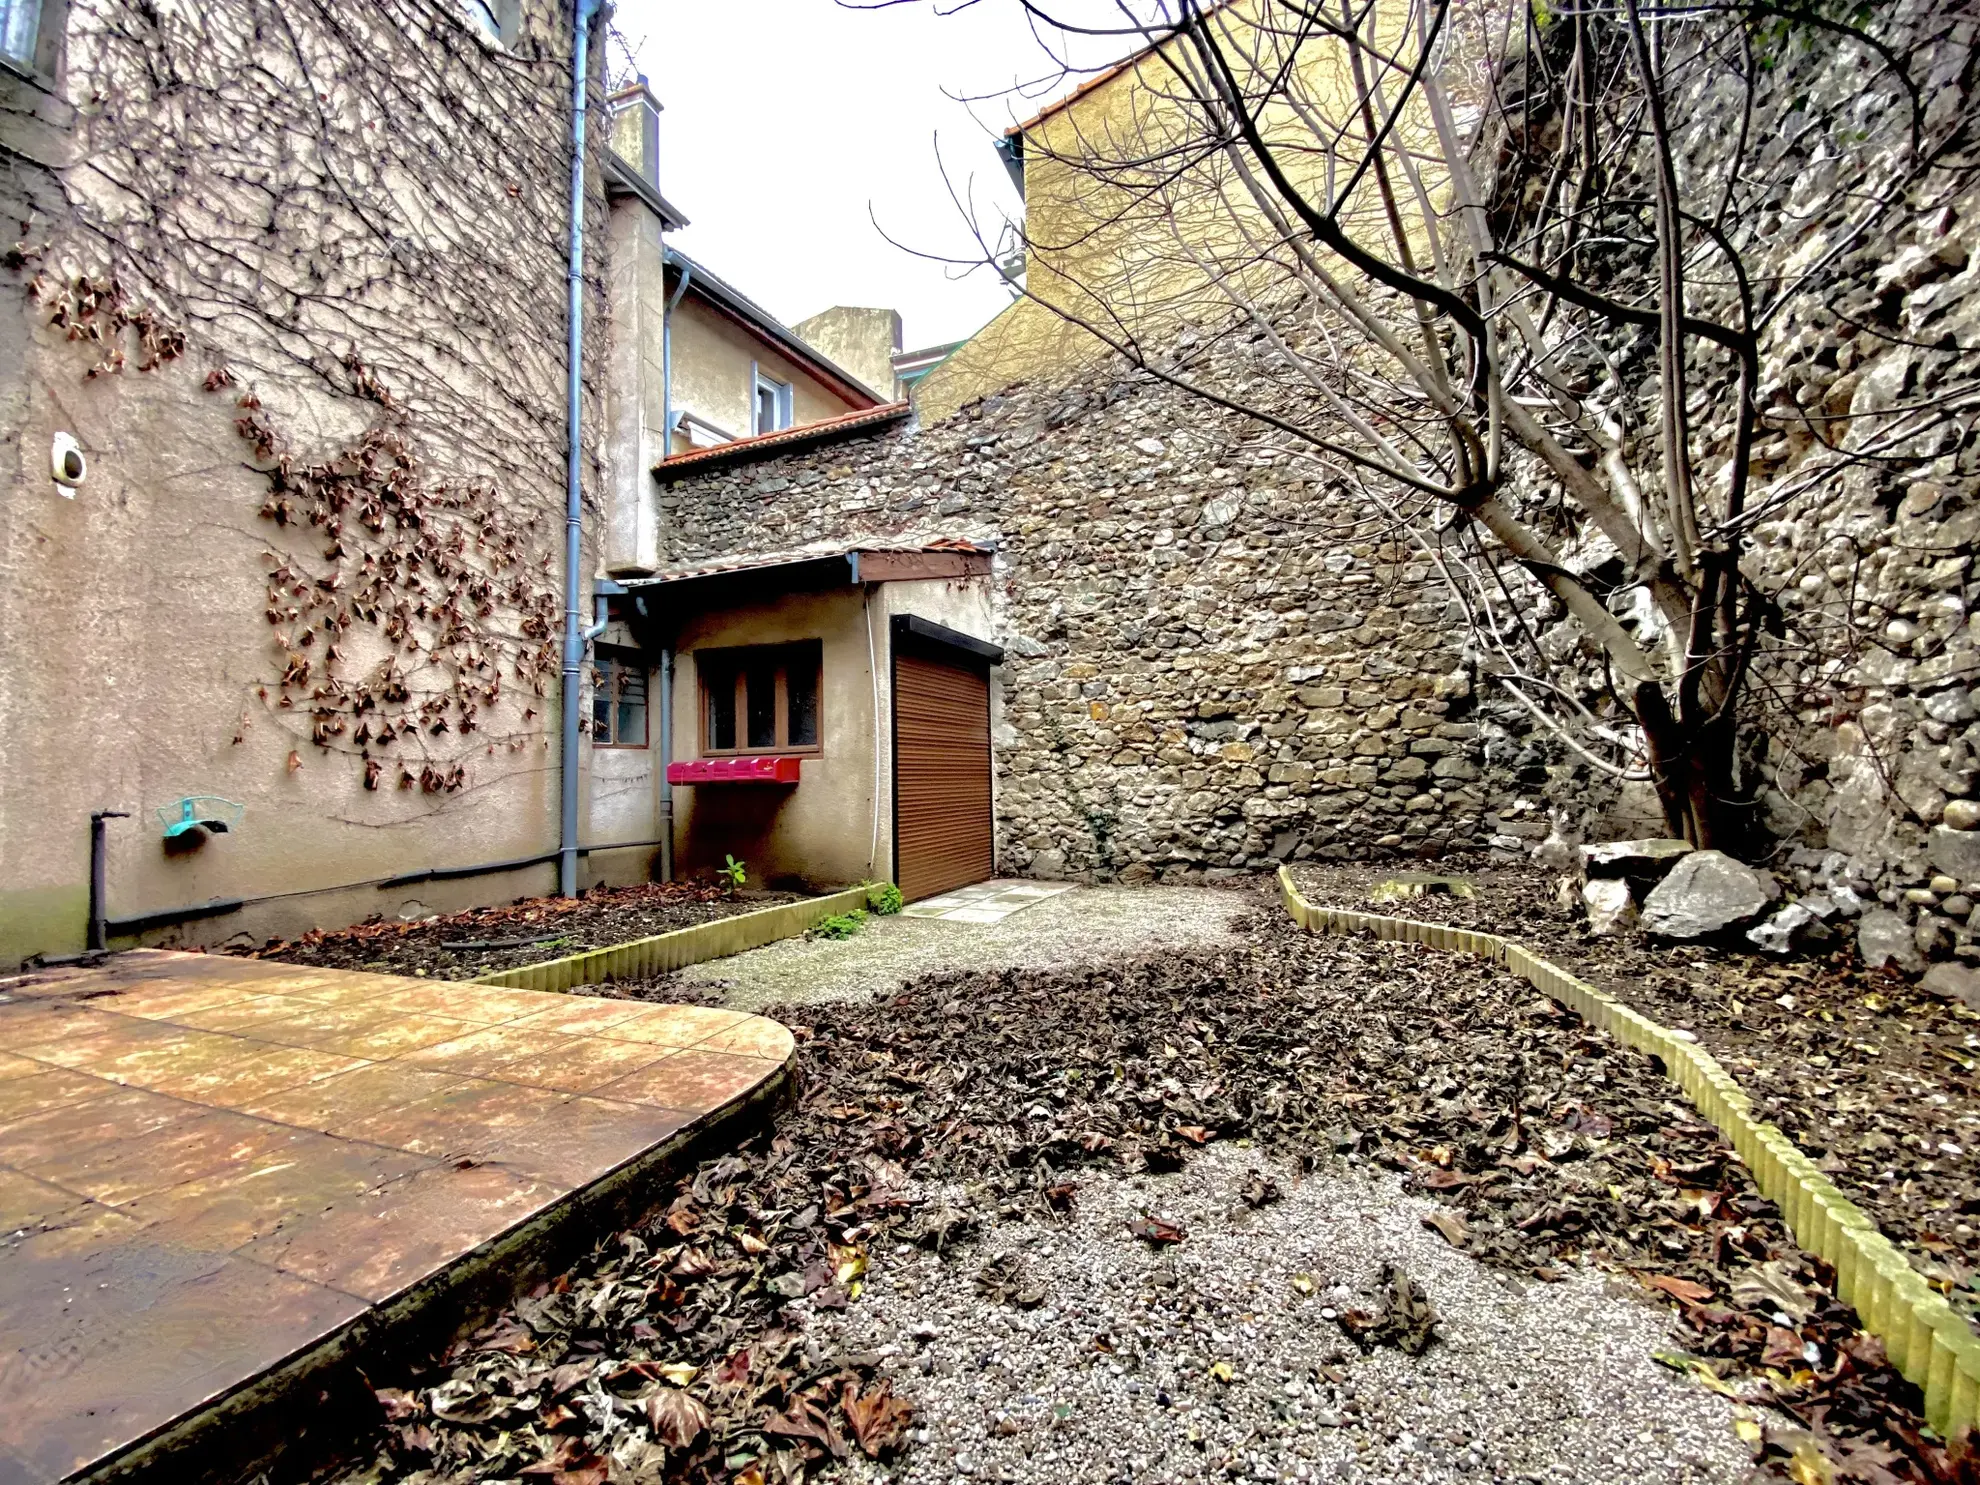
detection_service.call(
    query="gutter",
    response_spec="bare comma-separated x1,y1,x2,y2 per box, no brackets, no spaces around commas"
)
558,0,606,898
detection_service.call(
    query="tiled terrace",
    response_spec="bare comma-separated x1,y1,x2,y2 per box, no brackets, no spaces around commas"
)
0,950,793,1485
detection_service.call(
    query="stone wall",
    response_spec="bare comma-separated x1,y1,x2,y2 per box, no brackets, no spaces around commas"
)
657,353,1563,882
658,2,1980,915
1498,1,1980,945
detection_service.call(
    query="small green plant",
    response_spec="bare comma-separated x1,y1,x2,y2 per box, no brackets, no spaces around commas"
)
717,855,747,898
810,908,867,940
866,882,904,916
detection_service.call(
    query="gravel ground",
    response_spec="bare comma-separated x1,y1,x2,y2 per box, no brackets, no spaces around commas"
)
816,1143,1758,1485
660,885,1254,1011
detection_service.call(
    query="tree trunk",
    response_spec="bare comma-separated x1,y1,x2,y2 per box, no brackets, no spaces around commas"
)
1636,686,1741,850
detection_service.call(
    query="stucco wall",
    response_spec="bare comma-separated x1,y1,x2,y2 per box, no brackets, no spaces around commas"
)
667,294,864,454
0,0,617,964
668,587,884,889
659,575,997,890
792,306,900,404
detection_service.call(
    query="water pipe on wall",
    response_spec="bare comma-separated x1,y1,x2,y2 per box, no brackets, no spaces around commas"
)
558,0,606,898
661,252,692,456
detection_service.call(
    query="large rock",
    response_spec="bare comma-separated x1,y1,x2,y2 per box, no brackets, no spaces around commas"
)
1579,838,1693,890
1856,908,1924,973
1922,962,1980,1010
1928,826,1980,884
1581,877,1636,936
1640,851,1777,939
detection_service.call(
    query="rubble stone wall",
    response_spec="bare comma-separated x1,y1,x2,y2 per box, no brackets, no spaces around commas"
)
657,363,1561,882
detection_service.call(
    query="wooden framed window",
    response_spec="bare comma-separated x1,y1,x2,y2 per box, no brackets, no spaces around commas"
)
698,642,822,757
591,645,648,748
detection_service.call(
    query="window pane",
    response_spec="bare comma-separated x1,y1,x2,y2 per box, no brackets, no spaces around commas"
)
706,664,736,750
616,662,647,747
1,0,40,63
745,663,777,749
591,662,613,743
756,383,777,435
787,661,818,747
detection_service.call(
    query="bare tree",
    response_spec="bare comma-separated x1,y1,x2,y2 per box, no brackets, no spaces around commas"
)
870,0,1977,851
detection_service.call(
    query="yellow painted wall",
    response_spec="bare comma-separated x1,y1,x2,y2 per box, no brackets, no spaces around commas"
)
916,0,1437,424
667,295,864,454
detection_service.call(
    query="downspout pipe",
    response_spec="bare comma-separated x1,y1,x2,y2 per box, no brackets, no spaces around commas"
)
559,0,606,899
661,254,692,454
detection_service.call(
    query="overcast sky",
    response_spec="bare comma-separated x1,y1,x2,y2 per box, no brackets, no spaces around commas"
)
609,0,1139,352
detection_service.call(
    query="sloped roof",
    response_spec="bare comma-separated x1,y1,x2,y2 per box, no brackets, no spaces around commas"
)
654,401,911,477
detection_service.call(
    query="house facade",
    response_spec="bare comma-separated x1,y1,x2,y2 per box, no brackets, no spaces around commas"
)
0,0,645,964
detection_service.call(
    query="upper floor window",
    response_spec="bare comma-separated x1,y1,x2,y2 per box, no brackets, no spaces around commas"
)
458,0,519,46
753,371,793,436
1,0,53,73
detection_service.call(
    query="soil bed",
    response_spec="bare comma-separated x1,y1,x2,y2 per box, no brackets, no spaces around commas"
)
338,911,1955,1485
1290,860,1980,1338
243,881,803,979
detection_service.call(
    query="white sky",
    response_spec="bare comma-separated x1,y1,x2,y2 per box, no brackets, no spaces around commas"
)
609,0,1141,352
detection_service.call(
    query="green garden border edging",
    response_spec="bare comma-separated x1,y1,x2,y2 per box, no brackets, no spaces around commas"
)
472,885,877,992
1276,866,1980,1438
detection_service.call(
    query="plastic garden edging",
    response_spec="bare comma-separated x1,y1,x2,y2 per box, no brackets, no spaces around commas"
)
473,885,877,993
1276,866,1980,1438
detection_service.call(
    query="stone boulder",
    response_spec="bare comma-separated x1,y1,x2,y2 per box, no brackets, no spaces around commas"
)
1580,877,1636,936
1855,908,1924,973
1579,838,1693,893
1928,826,1980,884
1922,962,1980,1010
1747,903,1818,955
1640,851,1777,939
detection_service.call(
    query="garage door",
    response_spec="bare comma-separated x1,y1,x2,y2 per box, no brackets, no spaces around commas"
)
893,643,993,902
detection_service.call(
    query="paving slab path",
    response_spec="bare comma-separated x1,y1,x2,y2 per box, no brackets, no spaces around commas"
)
665,882,1256,1011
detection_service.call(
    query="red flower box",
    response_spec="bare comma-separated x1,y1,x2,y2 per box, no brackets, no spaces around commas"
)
665,756,803,785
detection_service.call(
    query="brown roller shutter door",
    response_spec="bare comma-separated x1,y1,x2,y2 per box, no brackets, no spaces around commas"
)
893,648,993,901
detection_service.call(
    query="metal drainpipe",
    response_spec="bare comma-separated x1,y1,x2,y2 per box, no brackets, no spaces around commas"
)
558,0,605,899
661,254,692,454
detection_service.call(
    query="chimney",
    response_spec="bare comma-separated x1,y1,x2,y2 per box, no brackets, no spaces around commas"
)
609,75,662,190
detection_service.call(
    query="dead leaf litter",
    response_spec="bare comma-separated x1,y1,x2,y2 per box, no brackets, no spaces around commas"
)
337,901,1968,1485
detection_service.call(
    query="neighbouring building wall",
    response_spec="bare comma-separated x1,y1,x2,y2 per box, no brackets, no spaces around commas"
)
793,306,902,404
0,0,621,963
667,292,868,453
656,359,1528,884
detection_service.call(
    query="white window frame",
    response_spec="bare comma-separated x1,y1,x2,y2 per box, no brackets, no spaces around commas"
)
751,363,793,436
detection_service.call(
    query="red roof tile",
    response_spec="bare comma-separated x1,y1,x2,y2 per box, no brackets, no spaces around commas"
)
655,402,911,477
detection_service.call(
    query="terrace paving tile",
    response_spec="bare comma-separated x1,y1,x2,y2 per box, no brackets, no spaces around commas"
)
477,1096,694,1186
596,1003,751,1049
0,950,789,1484
239,1161,561,1303
239,1061,469,1131
594,1049,777,1111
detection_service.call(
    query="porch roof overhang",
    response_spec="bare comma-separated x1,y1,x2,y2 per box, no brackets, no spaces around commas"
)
617,540,993,616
